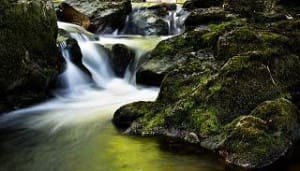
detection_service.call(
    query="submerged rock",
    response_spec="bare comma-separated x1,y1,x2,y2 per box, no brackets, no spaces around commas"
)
0,0,63,112
56,0,132,33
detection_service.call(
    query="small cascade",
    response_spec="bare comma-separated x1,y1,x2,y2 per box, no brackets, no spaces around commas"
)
58,22,115,89
166,5,189,35
57,41,91,93
116,4,188,36
80,42,114,88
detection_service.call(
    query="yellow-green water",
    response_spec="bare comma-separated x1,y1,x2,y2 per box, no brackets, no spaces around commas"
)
0,117,226,171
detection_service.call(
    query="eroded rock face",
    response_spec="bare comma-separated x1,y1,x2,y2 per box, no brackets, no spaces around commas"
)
57,0,132,33
0,0,63,112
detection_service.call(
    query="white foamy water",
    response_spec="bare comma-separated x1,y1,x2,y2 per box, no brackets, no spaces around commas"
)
0,21,163,132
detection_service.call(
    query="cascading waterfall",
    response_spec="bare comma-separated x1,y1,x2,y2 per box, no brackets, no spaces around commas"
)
0,3,190,133
0,21,166,131
0,4,227,171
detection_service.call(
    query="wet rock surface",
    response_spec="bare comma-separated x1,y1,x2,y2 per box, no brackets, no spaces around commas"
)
56,0,132,33
111,44,135,77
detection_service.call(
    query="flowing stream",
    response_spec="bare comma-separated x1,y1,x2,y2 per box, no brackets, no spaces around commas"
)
0,4,299,171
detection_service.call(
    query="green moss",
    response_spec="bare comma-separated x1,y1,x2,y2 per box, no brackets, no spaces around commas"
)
250,98,300,139
222,98,299,168
189,107,221,136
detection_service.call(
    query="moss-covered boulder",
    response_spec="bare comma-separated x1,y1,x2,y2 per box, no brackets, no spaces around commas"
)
136,29,209,86
57,0,132,33
0,0,63,112
114,52,300,168
222,98,300,168
114,0,300,168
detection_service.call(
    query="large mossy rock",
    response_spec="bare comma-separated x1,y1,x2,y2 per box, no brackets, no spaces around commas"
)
222,98,300,168
57,0,132,33
0,0,63,112
114,7,300,167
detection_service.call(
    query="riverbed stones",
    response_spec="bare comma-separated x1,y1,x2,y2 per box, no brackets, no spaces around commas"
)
0,0,63,112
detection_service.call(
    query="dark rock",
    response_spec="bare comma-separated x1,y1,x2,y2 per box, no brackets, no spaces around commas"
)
185,7,226,26
0,0,63,113
111,44,135,77
60,0,132,33
223,0,276,17
113,101,160,129
56,2,91,29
